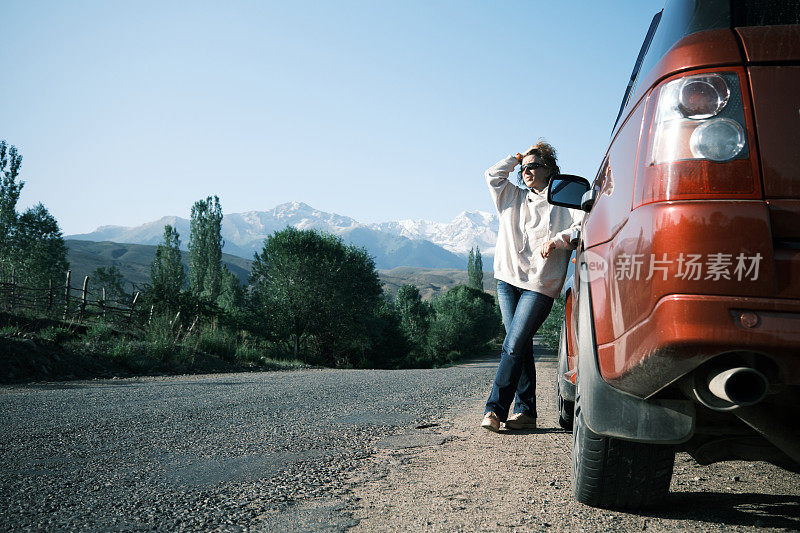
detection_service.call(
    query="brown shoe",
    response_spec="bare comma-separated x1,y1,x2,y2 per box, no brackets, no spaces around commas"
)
481,411,501,433
505,412,537,430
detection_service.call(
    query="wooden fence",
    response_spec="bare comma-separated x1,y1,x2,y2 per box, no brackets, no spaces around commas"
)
0,270,142,327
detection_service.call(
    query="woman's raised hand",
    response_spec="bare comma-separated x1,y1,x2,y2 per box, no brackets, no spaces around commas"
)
540,239,557,258
516,145,537,164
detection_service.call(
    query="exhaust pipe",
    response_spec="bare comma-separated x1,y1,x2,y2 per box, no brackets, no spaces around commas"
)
681,365,770,411
707,367,769,407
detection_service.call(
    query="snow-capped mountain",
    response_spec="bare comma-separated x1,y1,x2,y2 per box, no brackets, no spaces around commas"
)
370,210,498,255
67,202,498,270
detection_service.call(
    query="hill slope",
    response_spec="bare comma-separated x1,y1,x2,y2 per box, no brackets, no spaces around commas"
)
65,240,253,291
64,240,492,300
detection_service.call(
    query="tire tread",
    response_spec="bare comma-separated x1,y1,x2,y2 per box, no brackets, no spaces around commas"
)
572,403,675,509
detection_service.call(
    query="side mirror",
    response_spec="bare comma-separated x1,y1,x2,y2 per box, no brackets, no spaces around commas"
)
547,174,592,211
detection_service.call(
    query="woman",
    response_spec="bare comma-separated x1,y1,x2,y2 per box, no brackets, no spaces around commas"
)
481,141,581,432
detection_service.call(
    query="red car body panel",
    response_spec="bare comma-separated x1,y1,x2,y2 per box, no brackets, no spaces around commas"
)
737,25,800,62
747,65,800,197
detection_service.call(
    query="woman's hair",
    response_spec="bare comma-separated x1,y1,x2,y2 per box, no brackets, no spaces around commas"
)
523,140,560,176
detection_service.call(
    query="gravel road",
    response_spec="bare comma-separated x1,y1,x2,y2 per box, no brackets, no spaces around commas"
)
2,340,799,531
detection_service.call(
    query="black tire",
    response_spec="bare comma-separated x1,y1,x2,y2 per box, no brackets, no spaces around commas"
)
571,399,675,509
556,384,574,430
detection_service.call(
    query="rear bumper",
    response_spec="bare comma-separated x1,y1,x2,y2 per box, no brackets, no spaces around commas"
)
599,294,800,398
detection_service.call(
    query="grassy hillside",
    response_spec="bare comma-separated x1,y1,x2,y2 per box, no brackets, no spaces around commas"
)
65,240,493,300
378,266,496,300
65,240,253,291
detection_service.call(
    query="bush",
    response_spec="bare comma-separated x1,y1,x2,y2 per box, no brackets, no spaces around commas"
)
85,321,115,342
145,314,181,362
40,326,73,345
194,326,237,362
353,297,411,369
0,325,21,337
425,285,502,366
235,342,263,364
395,284,431,362
108,337,139,362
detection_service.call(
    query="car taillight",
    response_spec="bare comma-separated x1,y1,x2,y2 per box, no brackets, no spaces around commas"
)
633,68,760,208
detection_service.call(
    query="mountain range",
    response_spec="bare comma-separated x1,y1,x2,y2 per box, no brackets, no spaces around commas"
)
67,202,499,270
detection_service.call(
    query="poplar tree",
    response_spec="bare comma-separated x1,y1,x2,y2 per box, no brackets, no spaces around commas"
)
150,225,185,311
467,246,484,291
0,141,24,280
472,246,484,291
188,195,224,301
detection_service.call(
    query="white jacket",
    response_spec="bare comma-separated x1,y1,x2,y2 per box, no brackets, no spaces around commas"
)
486,155,582,299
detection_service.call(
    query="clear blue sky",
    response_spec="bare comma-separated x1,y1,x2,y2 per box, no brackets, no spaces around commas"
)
1,0,664,235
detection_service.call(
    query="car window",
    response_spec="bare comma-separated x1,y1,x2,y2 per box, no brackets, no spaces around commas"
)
632,0,730,96
732,0,800,26
611,11,661,133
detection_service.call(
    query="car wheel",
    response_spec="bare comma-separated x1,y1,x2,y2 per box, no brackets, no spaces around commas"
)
571,396,675,509
556,383,574,430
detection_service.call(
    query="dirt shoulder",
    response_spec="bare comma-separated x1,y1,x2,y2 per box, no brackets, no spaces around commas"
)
348,344,800,532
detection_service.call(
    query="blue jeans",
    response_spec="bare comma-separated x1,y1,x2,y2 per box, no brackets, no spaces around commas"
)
485,280,554,421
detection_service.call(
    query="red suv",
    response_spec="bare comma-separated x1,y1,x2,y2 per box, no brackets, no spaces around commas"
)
547,0,800,509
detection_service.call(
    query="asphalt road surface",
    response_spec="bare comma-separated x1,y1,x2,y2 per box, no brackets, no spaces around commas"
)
2,341,799,531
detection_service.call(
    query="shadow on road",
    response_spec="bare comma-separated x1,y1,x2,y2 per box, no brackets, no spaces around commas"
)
457,356,499,368
502,428,570,435
457,342,556,369
633,492,800,529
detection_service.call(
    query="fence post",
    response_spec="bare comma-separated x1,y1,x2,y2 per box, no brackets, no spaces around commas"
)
48,279,54,313
187,315,199,335
9,270,15,311
78,276,89,323
128,291,140,326
63,270,72,321
100,287,107,319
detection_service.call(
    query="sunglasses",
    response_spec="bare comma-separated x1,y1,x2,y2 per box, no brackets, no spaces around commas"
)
518,162,548,179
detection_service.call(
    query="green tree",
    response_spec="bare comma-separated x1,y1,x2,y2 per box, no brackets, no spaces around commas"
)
14,203,69,288
395,284,431,349
149,225,186,312
467,246,484,291
0,141,24,280
474,246,484,289
188,195,224,301
362,296,411,369
92,265,128,302
249,227,383,366
217,266,244,312
0,142,69,288
427,285,501,365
